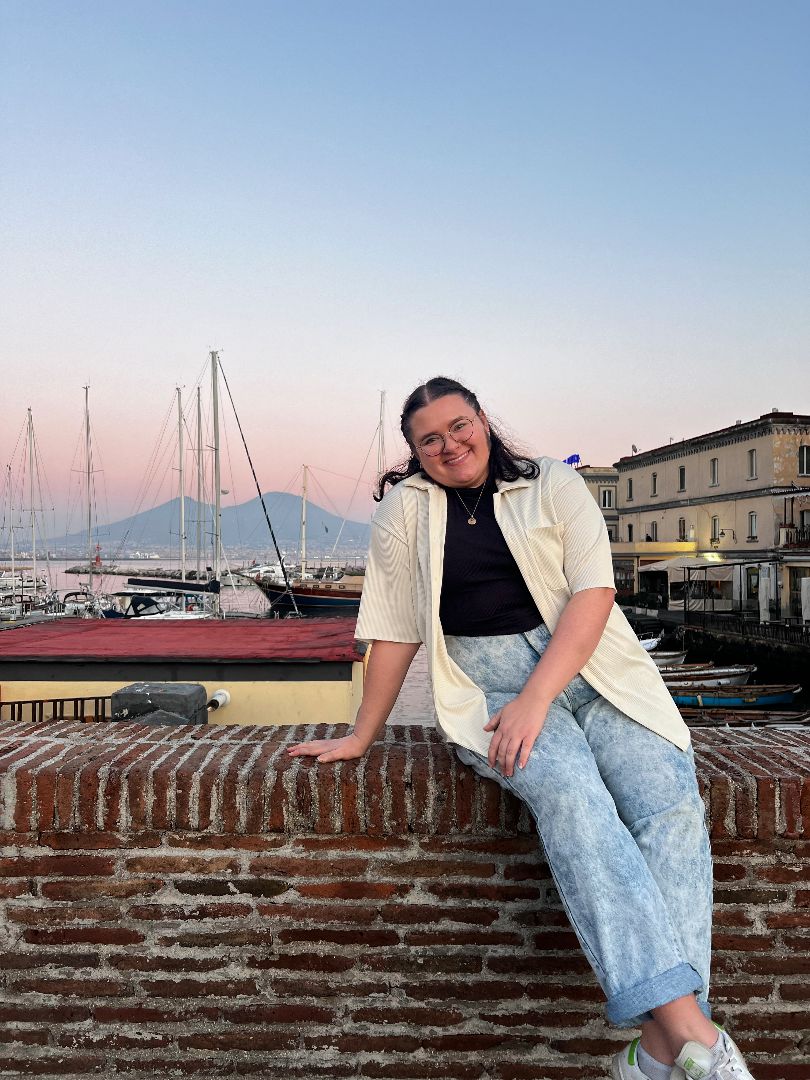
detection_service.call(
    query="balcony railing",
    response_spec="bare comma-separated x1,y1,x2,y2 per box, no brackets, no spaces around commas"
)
0,697,112,724
779,525,810,548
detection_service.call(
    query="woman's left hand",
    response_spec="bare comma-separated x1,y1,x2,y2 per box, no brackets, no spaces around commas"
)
484,695,548,777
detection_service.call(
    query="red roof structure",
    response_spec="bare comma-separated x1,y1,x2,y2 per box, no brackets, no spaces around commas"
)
0,618,363,665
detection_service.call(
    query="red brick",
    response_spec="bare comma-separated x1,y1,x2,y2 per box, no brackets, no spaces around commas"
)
426,882,542,901
0,854,115,876
0,1005,92,1023
128,902,252,920
218,1004,337,1024
0,950,99,969
158,929,275,948
712,863,749,882
0,1030,49,1046
334,1035,422,1053
0,1054,104,1074
57,1031,172,1050
7,902,119,925
731,1010,810,1031
277,928,399,947
361,953,482,975
0,880,33,898
377,859,496,879
361,1065,484,1080
248,953,356,972
178,1032,298,1051
165,832,286,850
712,934,776,951
41,877,162,900
711,982,773,1003
37,830,160,850
124,854,239,873
23,927,144,946
379,903,498,926
257,901,379,924
297,882,408,900
248,855,368,876
351,1006,465,1026
294,836,411,852
405,979,527,1001
143,978,258,997
756,864,810,883
780,983,810,1001
108,955,225,973
765,912,810,928
10,977,126,996
404,929,523,946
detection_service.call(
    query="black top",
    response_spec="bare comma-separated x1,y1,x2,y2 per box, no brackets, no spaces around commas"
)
439,474,543,637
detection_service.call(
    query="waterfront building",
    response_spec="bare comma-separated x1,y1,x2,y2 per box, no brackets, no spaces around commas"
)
610,410,810,618
575,465,620,540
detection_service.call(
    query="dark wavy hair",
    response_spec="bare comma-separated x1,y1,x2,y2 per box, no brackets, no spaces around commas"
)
375,376,540,500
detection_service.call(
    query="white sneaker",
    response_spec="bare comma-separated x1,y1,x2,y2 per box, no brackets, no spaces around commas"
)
675,1032,755,1080
611,1038,687,1080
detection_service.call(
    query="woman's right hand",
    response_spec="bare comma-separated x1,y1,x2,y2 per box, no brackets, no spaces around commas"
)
285,732,367,763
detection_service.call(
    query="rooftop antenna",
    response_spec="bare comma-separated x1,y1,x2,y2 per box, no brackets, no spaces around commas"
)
631,444,639,455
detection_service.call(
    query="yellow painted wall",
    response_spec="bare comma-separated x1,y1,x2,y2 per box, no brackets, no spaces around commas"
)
0,666,364,727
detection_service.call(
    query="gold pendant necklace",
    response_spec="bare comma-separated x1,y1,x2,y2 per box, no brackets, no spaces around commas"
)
454,483,486,525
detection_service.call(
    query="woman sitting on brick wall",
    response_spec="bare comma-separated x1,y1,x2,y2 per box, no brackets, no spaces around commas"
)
289,376,755,1080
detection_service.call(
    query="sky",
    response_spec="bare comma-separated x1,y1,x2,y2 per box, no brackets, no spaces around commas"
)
2,0,808,533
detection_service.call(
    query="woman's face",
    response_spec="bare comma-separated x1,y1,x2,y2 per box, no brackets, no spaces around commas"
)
408,393,491,489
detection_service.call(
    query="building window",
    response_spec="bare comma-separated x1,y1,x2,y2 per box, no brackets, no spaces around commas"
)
650,472,658,496
748,511,758,540
747,448,757,479
800,445,810,475
678,517,686,541
678,466,686,491
627,478,633,501
601,488,614,509
800,509,810,529
709,458,719,486
648,521,658,541
627,523,634,542
607,526,616,541
711,515,720,541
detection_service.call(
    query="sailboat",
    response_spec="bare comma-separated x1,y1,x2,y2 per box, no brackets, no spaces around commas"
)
249,390,387,616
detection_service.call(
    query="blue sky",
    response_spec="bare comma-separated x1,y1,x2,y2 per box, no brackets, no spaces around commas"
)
2,1,808,524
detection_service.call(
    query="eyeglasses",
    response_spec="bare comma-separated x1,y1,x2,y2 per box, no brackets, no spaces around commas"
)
416,417,476,457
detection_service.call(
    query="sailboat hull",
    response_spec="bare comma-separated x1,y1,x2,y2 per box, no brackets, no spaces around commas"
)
256,579,362,615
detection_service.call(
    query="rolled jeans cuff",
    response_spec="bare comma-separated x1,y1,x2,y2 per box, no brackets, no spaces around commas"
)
606,962,706,1028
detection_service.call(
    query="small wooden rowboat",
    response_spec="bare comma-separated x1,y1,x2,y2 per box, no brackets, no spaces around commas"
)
678,708,810,727
661,664,757,688
650,650,688,667
670,685,802,708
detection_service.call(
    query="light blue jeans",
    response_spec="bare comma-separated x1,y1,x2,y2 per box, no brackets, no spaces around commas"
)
445,624,713,1028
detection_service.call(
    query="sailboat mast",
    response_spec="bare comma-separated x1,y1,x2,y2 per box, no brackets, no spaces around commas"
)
7,465,14,601
196,386,203,580
211,351,222,612
177,387,186,581
27,409,36,598
300,465,307,580
377,390,386,477
84,386,93,594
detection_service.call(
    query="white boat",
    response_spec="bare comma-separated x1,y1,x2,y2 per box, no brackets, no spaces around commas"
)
650,650,688,667
661,664,757,688
639,630,664,651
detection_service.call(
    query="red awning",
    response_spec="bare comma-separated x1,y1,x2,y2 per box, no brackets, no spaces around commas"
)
0,618,363,664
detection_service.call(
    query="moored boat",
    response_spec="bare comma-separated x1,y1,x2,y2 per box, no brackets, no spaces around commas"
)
669,684,802,708
254,574,363,615
660,664,757,688
650,650,688,667
678,708,810,727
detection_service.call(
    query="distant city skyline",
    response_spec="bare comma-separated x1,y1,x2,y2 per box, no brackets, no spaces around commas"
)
2,1,808,525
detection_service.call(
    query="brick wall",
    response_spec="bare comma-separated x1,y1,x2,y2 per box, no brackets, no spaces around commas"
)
0,720,808,1079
